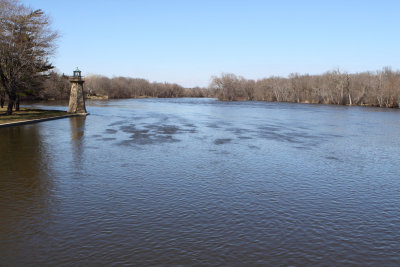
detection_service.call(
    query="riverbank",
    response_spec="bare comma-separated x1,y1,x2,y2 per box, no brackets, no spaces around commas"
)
217,97,397,108
0,107,71,127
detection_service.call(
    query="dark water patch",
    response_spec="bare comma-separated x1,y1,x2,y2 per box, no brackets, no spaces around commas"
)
258,131,303,144
286,131,342,144
182,128,197,133
325,133,345,138
108,120,126,127
91,134,102,138
129,133,153,145
326,156,340,161
119,139,150,146
258,125,282,132
248,145,260,149
286,131,328,144
184,123,196,128
195,135,209,141
214,138,232,145
207,123,220,129
238,136,253,140
120,124,138,133
129,130,151,141
228,127,254,136
294,146,313,150
144,124,172,132
181,123,197,133
119,123,183,145
102,137,116,141
131,116,146,120
287,131,315,139
297,125,310,130
130,129,150,138
120,135,180,146
157,135,180,143
144,124,196,135
86,145,99,150
216,150,230,155
105,129,118,134
119,127,181,145
257,124,332,147
209,149,231,155
159,125,179,135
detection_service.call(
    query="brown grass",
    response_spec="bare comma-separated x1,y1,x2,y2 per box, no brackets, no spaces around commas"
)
0,107,68,125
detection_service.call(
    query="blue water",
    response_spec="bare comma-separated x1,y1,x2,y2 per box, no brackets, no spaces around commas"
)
1,98,400,265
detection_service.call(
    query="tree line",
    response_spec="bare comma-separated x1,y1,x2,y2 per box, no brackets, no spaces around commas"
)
84,75,210,99
210,68,400,108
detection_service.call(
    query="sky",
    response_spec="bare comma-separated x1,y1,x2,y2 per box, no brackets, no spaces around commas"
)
20,0,400,87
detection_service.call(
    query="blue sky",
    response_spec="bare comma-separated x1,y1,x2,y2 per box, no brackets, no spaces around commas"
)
21,0,400,87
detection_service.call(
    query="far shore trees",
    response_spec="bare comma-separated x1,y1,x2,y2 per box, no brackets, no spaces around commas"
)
210,68,400,108
0,0,57,114
84,75,211,99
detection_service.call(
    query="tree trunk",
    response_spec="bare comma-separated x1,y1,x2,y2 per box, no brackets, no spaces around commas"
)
0,93,4,108
15,95,20,111
7,101,14,115
7,92,16,115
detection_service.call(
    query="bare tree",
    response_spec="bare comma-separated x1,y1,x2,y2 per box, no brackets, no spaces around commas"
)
0,86,4,108
0,0,58,114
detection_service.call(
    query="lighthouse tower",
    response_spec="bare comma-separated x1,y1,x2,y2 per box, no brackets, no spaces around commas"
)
68,67,87,114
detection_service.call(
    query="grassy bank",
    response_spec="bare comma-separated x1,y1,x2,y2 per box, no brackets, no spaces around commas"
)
0,107,68,125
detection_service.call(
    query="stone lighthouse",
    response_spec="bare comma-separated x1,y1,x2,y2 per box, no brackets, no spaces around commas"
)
68,67,87,114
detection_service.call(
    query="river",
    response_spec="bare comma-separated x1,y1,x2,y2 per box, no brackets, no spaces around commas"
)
1,98,400,266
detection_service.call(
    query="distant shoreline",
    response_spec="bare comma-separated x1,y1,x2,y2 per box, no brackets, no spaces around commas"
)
216,97,398,109
23,96,400,110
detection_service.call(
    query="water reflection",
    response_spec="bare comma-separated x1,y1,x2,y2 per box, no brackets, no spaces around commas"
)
70,116,86,141
0,124,54,259
69,116,86,168
0,125,52,200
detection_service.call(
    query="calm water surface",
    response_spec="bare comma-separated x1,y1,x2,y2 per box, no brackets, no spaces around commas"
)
1,98,400,266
